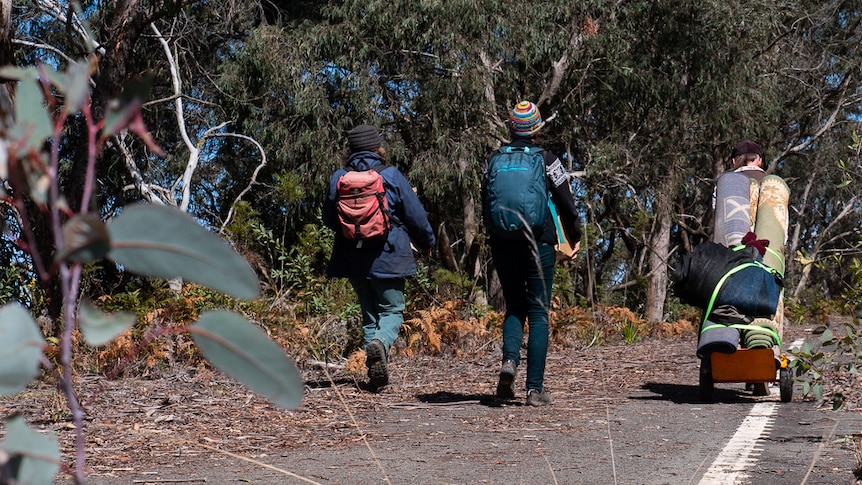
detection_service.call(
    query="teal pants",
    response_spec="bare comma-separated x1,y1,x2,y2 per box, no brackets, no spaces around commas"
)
491,240,555,392
349,277,406,353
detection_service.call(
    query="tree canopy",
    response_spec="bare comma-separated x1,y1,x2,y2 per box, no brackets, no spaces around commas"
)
2,0,861,322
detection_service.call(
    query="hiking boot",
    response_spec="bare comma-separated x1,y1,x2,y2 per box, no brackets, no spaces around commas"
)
526,389,555,407
365,339,389,390
496,360,517,399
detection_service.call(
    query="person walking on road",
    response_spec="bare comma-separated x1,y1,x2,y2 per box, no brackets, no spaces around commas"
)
323,124,436,391
482,101,582,406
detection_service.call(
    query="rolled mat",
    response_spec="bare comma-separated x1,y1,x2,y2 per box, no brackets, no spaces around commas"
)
754,175,790,275
697,323,740,359
742,318,779,349
714,172,755,247
748,176,760,230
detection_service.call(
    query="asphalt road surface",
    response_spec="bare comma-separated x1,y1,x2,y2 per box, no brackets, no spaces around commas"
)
62,357,862,485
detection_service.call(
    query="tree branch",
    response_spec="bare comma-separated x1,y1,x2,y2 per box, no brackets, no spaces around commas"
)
217,132,268,232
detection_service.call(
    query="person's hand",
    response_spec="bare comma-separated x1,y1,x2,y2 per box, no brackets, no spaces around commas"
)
412,243,432,259
569,241,581,261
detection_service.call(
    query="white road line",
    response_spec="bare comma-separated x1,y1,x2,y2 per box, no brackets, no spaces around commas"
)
697,402,779,485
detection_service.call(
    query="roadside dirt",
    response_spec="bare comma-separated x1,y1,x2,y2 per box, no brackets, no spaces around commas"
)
2,323,860,484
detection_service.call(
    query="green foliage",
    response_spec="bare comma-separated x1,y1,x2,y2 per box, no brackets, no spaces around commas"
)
662,296,702,325
78,300,136,346
789,235,862,409
0,58,304,484
191,311,303,408
0,262,43,310
249,216,335,311
620,318,642,344
273,171,307,205
0,304,44,394
108,204,261,300
0,415,60,483
789,321,861,410
553,264,581,308
419,267,473,303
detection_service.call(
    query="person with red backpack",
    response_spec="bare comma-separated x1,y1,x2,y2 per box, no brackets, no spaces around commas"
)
323,124,436,391
482,101,582,406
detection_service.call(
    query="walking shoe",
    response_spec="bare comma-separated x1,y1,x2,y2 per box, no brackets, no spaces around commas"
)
526,389,554,407
496,360,517,399
365,339,389,390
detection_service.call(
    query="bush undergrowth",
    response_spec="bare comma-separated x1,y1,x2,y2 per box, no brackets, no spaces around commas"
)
74,276,696,379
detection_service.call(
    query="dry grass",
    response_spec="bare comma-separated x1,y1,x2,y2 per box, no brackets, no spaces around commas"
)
63,293,693,379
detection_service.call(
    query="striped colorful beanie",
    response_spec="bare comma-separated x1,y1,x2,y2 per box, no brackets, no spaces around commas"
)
509,101,543,137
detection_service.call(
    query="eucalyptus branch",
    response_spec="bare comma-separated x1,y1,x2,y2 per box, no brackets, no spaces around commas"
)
41,79,90,485
217,132,268,232
34,0,104,55
110,133,169,205
773,74,852,168
11,39,75,65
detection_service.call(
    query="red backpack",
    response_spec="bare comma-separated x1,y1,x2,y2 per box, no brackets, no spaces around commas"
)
335,165,391,248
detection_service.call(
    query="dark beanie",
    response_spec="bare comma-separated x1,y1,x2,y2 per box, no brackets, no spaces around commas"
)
731,140,761,158
347,125,381,152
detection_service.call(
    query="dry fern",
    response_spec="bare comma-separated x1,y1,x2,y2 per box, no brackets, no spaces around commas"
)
402,300,493,357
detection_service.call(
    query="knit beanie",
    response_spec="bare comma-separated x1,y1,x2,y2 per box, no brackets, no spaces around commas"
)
347,125,382,152
509,101,543,137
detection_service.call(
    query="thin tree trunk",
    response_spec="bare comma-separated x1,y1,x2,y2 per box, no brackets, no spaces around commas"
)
646,186,672,323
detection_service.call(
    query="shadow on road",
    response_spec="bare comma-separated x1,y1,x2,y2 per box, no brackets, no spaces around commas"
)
633,382,760,404
415,391,509,407
304,377,360,389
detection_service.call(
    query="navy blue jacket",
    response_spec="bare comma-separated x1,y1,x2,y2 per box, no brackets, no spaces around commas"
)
323,151,436,279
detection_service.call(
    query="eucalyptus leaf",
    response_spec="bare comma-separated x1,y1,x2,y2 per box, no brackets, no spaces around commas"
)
102,98,137,138
40,66,65,92
63,60,92,114
60,213,111,263
0,304,44,395
2,415,60,484
0,66,38,82
191,311,302,409
79,300,136,346
813,383,823,402
102,75,154,138
107,204,260,300
10,79,52,158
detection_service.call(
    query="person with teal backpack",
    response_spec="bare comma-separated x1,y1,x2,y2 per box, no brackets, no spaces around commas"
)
482,100,582,406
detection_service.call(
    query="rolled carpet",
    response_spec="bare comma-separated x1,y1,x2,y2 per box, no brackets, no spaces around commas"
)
714,172,756,247
754,175,790,275
742,317,780,349
697,323,740,359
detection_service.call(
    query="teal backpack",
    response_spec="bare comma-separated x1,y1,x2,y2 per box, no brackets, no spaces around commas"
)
483,145,548,240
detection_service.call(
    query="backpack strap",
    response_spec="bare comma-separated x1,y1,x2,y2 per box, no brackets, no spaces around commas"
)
500,145,544,155
346,162,387,172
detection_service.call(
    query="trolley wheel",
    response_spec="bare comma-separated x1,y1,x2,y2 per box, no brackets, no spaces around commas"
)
699,359,714,403
779,367,793,402
751,382,769,396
